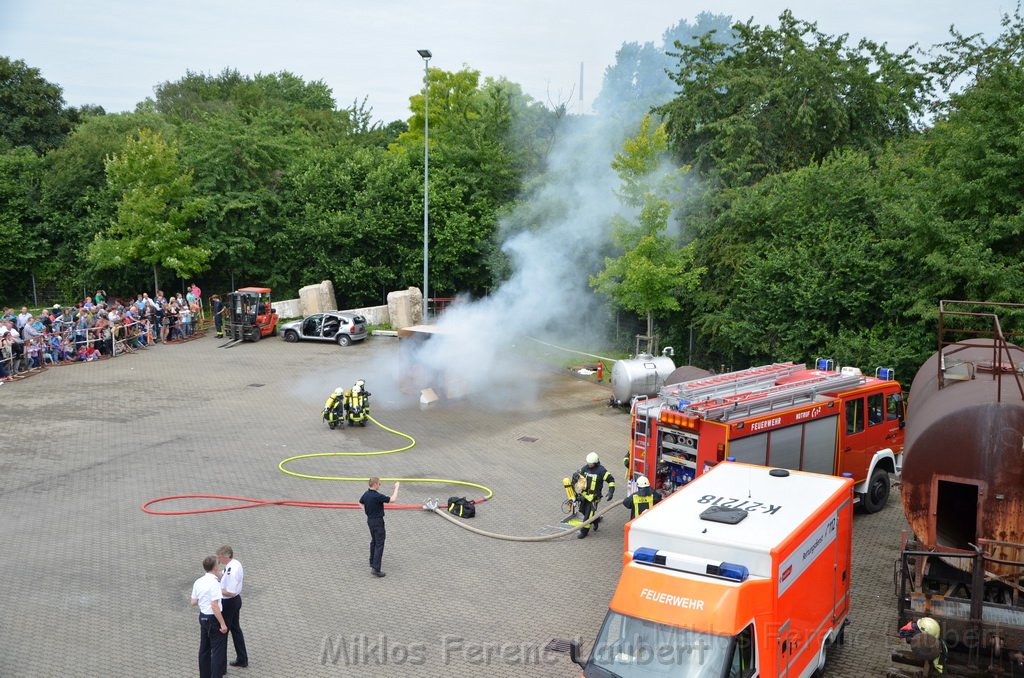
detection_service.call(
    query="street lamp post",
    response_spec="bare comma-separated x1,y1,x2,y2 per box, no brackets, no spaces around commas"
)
417,49,432,322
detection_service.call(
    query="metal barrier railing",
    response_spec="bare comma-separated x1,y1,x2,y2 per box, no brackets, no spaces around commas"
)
1,313,205,381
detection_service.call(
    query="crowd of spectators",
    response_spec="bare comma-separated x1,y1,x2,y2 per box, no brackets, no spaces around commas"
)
0,284,205,381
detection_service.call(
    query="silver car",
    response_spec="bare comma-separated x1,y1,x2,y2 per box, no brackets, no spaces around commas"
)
280,311,368,346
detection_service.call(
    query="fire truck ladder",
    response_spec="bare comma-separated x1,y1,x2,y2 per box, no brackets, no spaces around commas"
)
631,396,653,478
665,363,804,405
686,372,867,422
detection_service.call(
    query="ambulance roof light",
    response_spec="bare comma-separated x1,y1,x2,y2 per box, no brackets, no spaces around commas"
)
633,547,662,565
631,548,749,582
716,562,750,582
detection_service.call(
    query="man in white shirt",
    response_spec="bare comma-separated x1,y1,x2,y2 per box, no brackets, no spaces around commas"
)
190,556,227,678
16,307,30,332
217,546,248,668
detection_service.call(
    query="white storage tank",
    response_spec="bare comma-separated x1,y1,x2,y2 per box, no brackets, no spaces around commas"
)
611,352,676,405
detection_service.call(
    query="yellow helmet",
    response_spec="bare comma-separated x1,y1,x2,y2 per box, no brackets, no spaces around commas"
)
586,452,600,465
917,617,941,639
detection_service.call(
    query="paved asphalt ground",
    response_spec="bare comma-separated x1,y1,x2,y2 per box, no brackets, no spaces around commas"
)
0,331,909,677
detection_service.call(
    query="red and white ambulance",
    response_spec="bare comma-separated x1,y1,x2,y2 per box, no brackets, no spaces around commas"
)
567,462,854,677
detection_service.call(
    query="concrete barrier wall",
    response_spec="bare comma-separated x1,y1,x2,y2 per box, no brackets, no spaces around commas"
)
348,305,389,325
271,298,303,319
271,298,389,326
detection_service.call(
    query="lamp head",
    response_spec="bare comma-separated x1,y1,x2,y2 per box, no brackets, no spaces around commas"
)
417,49,432,60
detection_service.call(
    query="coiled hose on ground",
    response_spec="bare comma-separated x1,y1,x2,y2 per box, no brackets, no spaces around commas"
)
144,414,623,540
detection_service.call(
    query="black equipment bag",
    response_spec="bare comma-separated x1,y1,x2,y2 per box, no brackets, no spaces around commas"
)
447,496,476,518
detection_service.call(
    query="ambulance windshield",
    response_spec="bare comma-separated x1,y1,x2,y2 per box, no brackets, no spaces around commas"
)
587,611,733,677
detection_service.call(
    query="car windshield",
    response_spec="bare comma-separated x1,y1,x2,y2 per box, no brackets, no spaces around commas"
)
587,611,733,678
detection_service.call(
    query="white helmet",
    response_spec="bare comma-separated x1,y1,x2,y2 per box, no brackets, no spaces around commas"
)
334,387,344,396
586,452,600,465
636,476,651,488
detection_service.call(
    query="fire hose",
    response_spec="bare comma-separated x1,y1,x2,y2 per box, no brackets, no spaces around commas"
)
143,415,492,515
425,498,622,541
144,414,623,541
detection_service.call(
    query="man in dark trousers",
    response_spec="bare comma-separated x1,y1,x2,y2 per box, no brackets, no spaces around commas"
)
360,477,399,577
211,295,225,338
623,475,663,519
576,452,616,539
216,546,248,669
190,555,227,678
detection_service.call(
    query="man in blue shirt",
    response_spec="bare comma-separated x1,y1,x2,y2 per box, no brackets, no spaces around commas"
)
359,477,399,577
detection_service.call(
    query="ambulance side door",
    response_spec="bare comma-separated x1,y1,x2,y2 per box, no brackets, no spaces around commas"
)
776,620,792,678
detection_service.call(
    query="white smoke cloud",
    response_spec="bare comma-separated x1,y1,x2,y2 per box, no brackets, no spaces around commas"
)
403,116,643,409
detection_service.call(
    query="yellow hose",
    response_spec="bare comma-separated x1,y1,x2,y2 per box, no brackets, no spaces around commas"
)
277,415,494,500
278,414,626,540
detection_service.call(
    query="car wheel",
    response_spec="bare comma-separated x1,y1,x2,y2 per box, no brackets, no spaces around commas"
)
284,330,298,343
860,466,890,514
337,334,351,347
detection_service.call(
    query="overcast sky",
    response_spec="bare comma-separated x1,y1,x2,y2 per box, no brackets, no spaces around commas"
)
1,0,1012,124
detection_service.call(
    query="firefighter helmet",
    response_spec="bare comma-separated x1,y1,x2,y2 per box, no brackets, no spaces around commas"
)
636,476,651,488
586,452,600,465
917,617,941,639
334,387,344,396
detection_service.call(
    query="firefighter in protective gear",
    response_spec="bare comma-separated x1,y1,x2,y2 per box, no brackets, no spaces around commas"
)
899,616,947,674
623,475,662,519
323,387,345,430
576,452,615,539
345,379,371,427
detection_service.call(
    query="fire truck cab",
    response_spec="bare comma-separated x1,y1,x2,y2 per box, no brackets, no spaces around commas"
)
629,360,904,513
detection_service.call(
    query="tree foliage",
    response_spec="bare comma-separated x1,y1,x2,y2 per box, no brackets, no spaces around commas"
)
591,115,704,338
90,129,210,291
595,12,734,122
658,11,929,187
5,7,1024,384
0,57,78,153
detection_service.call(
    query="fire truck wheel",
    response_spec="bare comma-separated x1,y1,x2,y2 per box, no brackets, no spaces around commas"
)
284,330,298,343
860,466,890,514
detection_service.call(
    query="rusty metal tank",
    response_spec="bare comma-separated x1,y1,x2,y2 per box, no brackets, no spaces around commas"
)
901,338,1024,559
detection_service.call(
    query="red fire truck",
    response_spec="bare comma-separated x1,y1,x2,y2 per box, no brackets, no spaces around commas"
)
628,360,905,513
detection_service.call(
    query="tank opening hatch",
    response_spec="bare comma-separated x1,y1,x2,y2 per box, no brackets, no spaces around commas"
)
935,479,979,550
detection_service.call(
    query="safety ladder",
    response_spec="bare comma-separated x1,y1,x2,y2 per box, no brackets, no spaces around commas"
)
687,372,866,422
630,396,653,478
664,363,804,405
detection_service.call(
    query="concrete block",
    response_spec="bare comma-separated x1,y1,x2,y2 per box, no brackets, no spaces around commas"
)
299,280,337,316
387,287,422,329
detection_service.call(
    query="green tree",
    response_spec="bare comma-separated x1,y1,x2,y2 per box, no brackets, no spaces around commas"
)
595,12,734,122
90,129,210,291
658,11,928,188
590,115,704,340
685,149,929,376
0,147,48,299
899,7,1024,313
38,111,171,296
0,56,78,153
